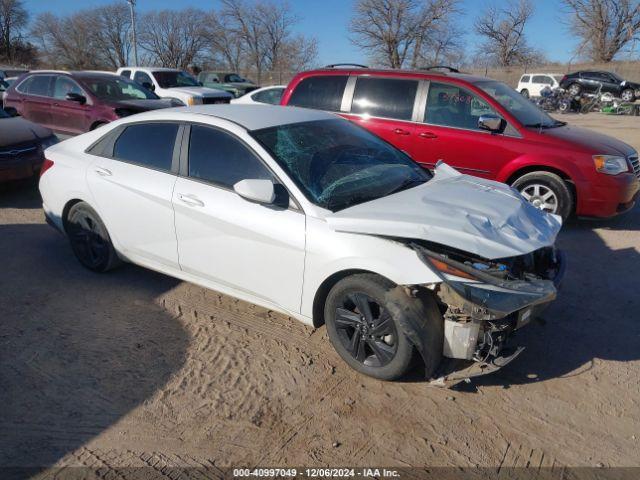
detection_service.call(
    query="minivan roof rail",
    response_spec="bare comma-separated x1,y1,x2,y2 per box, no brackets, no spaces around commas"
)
324,63,369,69
421,65,460,73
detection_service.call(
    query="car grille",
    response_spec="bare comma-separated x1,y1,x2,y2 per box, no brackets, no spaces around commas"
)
202,97,230,105
629,155,640,180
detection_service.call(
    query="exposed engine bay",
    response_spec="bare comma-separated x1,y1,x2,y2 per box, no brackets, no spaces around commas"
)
405,240,565,387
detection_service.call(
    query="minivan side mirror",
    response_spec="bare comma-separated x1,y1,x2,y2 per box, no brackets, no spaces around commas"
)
233,179,276,205
65,92,86,104
478,114,504,133
142,81,155,91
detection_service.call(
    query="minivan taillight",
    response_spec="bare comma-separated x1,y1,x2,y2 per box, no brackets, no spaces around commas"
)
561,75,567,84
40,158,54,177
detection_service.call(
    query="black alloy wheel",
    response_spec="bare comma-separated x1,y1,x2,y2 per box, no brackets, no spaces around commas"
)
334,292,398,368
66,202,120,272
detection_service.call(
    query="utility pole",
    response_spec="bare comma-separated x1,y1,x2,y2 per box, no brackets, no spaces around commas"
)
127,0,139,66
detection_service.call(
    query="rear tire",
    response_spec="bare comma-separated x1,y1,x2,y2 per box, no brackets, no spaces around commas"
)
520,89,530,99
512,171,573,220
324,273,442,380
66,202,121,272
621,88,635,102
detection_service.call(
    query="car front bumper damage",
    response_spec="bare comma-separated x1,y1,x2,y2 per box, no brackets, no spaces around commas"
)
409,246,566,387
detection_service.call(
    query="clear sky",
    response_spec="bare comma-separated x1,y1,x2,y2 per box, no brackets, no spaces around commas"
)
24,0,620,65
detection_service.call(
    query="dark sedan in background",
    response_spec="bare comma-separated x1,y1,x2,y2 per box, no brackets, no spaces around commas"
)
559,70,640,102
3,71,178,135
0,107,57,182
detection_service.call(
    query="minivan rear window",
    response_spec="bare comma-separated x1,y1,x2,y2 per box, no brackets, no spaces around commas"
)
351,77,418,121
520,75,530,82
288,76,348,111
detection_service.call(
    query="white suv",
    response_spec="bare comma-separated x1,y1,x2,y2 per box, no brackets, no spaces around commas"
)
517,73,563,98
117,67,232,106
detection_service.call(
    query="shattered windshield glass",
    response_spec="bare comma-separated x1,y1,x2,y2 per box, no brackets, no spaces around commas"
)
251,119,431,211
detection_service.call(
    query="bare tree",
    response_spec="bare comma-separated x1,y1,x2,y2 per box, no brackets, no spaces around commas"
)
138,9,209,69
221,0,268,82
0,0,28,63
31,12,101,69
474,0,540,67
409,0,460,68
90,3,132,69
204,12,245,71
349,0,418,68
349,0,459,68
563,0,640,61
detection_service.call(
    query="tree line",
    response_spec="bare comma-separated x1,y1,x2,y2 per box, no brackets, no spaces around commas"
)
1,0,639,75
349,0,640,68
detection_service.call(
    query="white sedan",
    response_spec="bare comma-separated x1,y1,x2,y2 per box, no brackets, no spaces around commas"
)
40,105,565,384
230,85,285,105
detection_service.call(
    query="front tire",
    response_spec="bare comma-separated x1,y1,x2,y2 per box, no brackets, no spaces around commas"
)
512,171,573,220
621,88,635,102
324,274,442,380
66,202,121,272
568,83,582,96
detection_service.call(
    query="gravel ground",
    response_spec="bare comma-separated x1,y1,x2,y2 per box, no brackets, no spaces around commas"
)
1,114,639,477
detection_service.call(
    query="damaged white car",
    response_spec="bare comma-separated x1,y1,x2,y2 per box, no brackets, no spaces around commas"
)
40,105,565,385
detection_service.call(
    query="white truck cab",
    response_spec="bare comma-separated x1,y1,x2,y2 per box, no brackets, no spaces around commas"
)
517,73,563,98
116,67,232,106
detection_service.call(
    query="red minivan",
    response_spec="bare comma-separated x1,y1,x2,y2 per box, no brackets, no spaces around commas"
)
281,66,640,219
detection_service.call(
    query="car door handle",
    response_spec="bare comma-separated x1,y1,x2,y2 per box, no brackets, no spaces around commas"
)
418,131,438,139
178,193,205,207
393,128,410,135
94,167,112,176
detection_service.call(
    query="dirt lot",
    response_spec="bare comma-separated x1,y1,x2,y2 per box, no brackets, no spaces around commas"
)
1,113,640,477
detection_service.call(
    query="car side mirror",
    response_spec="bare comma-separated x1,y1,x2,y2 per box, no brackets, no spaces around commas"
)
65,92,86,104
142,82,155,91
233,179,276,205
478,114,504,133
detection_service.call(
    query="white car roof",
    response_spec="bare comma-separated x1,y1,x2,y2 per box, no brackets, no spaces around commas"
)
126,104,337,131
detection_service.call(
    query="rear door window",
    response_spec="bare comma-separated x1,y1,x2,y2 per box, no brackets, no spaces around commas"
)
133,71,154,86
424,82,499,131
113,123,179,172
520,75,530,83
252,87,284,105
120,70,131,78
288,75,348,111
350,77,418,121
188,125,273,189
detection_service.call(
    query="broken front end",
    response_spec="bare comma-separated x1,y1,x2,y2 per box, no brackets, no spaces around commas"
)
411,241,566,387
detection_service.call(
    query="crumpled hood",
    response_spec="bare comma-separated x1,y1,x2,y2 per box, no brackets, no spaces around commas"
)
168,86,232,98
539,124,636,157
326,163,562,260
0,117,52,146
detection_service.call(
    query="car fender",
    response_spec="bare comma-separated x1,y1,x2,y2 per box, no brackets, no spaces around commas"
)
300,218,441,319
495,153,584,185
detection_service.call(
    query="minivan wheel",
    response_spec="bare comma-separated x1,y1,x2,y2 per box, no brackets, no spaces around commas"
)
66,202,120,272
621,88,635,102
324,274,441,380
568,83,582,96
520,89,530,99
512,171,573,220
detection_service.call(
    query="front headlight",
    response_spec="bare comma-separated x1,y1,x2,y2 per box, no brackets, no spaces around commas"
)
593,155,629,175
186,97,201,106
40,135,59,150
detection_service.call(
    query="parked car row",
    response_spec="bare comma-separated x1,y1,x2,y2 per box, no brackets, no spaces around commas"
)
9,62,640,384
518,70,640,103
